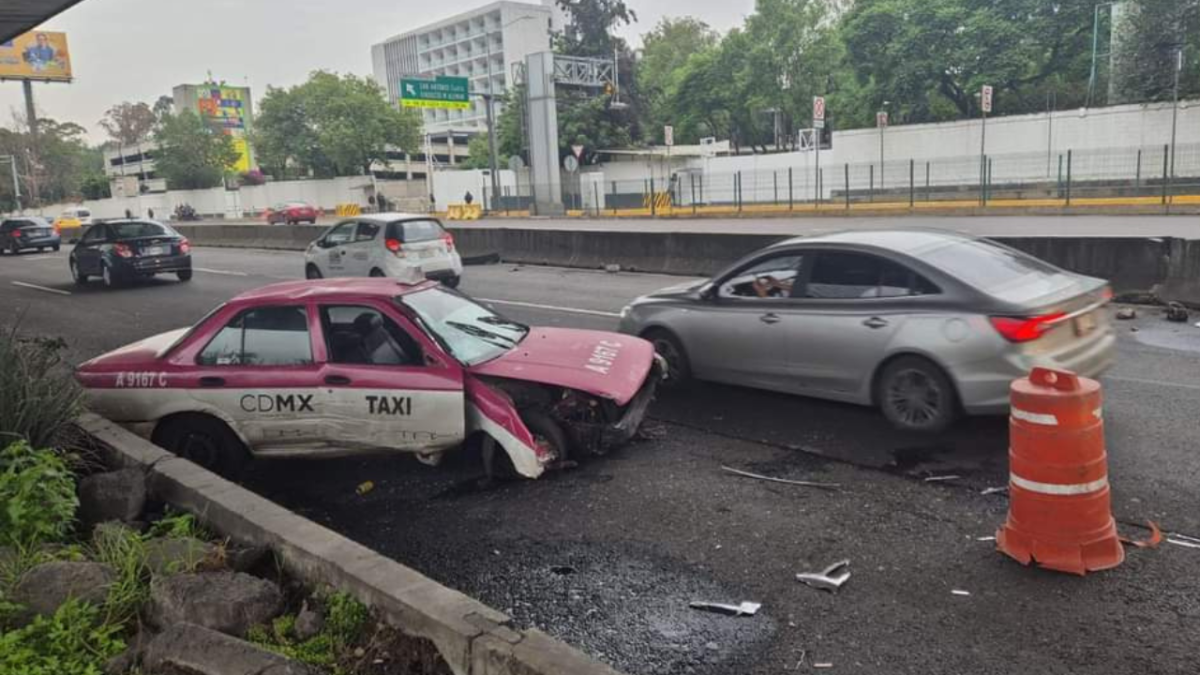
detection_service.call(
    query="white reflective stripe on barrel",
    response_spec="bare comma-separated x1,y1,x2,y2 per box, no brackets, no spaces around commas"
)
1010,473,1109,496
1011,407,1059,426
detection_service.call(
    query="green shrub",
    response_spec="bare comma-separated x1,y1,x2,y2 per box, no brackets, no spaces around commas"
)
0,598,125,675
0,330,84,448
91,525,149,626
0,441,78,549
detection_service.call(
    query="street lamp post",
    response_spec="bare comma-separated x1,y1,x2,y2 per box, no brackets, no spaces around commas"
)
878,101,889,191
1169,46,1183,184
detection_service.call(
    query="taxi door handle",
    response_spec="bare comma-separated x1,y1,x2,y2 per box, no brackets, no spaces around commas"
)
199,376,225,387
760,313,781,325
325,375,352,385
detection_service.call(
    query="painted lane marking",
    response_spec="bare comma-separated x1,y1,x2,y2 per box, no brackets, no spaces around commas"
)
195,267,249,277
1010,473,1109,496
1011,407,1058,426
475,297,621,318
11,281,71,296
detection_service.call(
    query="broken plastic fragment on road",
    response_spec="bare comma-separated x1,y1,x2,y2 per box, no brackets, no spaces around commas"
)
688,600,762,617
721,465,841,490
796,559,851,592
1119,520,1163,549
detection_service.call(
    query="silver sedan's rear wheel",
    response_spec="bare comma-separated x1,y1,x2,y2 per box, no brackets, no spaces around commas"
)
878,356,958,433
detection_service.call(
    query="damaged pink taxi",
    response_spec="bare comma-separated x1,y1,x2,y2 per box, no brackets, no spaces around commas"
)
76,279,663,479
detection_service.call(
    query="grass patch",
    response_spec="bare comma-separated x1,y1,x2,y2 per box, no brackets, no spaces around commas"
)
248,591,370,674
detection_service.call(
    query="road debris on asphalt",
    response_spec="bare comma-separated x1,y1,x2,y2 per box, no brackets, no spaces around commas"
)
1120,520,1163,549
1115,307,1137,320
688,600,762,617
952,590,971,596
721,465,841,490
923,474,961,482
796,559,851,592
1165,302,1189,323
980,486,1008,495
356,480,375,496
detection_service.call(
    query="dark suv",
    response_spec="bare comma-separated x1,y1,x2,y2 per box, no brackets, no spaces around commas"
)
0,216,61,254
69,220,193,288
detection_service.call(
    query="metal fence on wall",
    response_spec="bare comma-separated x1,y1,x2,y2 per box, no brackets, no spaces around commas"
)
479,142,1200,216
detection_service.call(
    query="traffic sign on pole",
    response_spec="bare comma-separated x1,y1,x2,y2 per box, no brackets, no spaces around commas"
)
981,85,994,113
400,76,470,109
664,125,674,147
876,111,888,128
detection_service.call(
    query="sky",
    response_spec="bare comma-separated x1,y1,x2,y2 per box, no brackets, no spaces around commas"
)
0,0,755,144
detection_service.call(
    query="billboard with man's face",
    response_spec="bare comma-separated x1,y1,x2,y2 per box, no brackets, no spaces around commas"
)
0,31,72,82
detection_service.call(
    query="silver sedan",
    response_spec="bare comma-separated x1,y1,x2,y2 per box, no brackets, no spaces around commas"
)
618,229,1116,432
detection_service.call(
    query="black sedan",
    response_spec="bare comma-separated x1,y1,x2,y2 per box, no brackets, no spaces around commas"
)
0,216,61,254
70,220,193,288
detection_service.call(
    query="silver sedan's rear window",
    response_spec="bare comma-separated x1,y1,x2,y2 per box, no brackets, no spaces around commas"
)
924,239,1075,305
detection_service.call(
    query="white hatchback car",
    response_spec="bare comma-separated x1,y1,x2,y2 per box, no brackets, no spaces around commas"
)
304,213,463,288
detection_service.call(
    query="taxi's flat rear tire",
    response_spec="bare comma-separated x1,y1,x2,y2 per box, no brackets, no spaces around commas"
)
305,264,323,279
154,413,250,479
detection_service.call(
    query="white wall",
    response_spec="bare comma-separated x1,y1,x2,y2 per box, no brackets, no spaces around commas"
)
19,177,417,221
431,169,517,206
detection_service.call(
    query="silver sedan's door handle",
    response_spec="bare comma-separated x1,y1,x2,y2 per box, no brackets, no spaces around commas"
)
863,316,889,329
761,313,781,325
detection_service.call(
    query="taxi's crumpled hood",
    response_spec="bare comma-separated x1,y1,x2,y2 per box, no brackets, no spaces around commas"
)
468,327,655,406
78,328,188,371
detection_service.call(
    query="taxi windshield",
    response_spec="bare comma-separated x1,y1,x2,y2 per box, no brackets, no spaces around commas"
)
401,287,528,366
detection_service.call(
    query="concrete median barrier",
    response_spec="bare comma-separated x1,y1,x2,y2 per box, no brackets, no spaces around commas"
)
168,222,1200,306
78,413,625,675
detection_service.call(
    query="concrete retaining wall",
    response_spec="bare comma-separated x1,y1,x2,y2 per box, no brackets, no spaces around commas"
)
78,413,623,675
173,222,1198,301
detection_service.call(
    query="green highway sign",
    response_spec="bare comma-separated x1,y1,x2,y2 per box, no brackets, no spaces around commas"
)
400,76,470,110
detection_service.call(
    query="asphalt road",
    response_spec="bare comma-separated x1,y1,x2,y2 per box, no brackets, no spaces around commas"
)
1,244,1198,675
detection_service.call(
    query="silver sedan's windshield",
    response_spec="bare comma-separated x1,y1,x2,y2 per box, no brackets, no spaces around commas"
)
401,287,529,366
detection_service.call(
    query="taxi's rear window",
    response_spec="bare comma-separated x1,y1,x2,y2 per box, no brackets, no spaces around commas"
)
386,219,444,243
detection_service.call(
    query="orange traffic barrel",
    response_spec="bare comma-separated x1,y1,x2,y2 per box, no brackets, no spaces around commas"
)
996,367,1124,575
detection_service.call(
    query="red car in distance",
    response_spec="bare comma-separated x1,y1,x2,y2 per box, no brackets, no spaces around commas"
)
265,202,319,225
75,278,663,480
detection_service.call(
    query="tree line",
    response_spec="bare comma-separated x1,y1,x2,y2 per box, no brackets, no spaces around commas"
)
491,0,1199,161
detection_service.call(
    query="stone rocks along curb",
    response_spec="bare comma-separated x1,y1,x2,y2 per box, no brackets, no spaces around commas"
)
79,412,625,675
78,468,147,524
11,561,116,621
149,571,283,636
143,622,320,675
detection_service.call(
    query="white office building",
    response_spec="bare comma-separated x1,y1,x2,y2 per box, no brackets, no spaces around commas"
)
371,1,559,136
